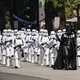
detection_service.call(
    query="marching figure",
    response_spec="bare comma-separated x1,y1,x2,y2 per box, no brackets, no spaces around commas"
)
25,29,32,63
14,31,22,68
2,29,7,65
38,29,44,65
6,41,12,67
14,46,21,68
6,29,14,67
40,29,49,66
54,26,77,70
2,44,6,65
77,30,80,67
0,32,2,61
49,31,58,67
31,29,39,63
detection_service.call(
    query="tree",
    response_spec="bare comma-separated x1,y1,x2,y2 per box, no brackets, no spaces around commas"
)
51,0,66,29
73,0,80,28
52,0,80,29
64,0,80,28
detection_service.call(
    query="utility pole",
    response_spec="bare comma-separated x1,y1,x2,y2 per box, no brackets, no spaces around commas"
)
60,0,66,29
45,0,55,35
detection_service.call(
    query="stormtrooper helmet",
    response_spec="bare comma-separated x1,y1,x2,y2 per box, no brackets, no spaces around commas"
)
3,29,8,36
39,29,44,36
43,29,48,36
26,29,31,35
62,28,66,34
50,31,56,39
77,30,80,37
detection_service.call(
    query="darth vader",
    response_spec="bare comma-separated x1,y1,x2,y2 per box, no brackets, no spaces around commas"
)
54,26,77,70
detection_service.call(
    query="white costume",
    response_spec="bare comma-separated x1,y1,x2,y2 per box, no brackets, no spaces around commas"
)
31,29,39,63
2,29,7,65
6,29,14,67
77,30,80,67
0,34,2,61
62,28,66,34
25,29,32,62
38,29,44,65
49,31,58,67
14,31,22,68
40,29,49,66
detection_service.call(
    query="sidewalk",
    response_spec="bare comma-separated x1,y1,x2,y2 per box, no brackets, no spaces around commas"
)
0,62,80,80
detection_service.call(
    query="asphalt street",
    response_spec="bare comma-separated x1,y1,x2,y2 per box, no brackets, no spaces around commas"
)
0,72,48,80
0,62,80,80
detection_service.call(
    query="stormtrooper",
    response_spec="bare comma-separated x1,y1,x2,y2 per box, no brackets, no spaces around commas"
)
62,28,66,34
21,30,26,45
49,31,58,67
2,29,7,65
77,30,80,67
9,30,15,66
6,29,14,67
31,29,39,63
54,26,76,70
0,32,2,61
38,29,44,65
39,29,49,66
25,29,32,63
14,31,23,68
19,30,26,60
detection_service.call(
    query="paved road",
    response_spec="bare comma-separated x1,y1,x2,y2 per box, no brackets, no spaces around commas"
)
0,72,48,80
0,62,80,80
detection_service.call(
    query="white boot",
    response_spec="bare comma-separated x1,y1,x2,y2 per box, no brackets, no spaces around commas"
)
2,56,6,65
6,57,10,67
28,54,32,62
31,54,34,63
34,54,38,63
46,55,49,66
45,48,49,66
15,58,20,68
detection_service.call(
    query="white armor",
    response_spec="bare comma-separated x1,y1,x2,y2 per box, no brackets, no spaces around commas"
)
0,33,2,61
31,29,39,63
49,31,57,66
40,29,49,66
15,32,23,46
26,29,32,62
62,28,66,34
19,30,26,44
2,45,6,65
2,29,8,65
37,29,44,64
77,30,80,67
6,30,14,67
14,30,22,68
6,42,12,66
14,47,21,68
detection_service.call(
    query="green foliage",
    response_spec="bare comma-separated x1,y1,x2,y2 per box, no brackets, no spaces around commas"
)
52,0,62,8
65,0,80,9
51,0,80,18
